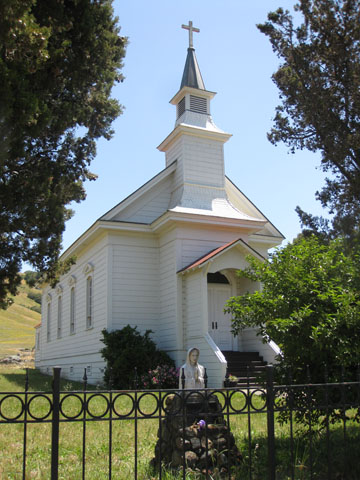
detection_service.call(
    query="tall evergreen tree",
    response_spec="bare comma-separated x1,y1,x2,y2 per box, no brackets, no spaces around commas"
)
258,0,360,240
0,0,126,307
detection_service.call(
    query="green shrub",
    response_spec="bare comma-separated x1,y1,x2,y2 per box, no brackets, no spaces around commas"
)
30,305,41,314
23,271,41,288
100,325,175,389
27,291,42,305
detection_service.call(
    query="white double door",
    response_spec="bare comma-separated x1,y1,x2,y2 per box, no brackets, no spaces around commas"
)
207,284,234,351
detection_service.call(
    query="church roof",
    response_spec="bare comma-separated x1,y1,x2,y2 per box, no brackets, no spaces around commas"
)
178,238,265,274
180,47,205,90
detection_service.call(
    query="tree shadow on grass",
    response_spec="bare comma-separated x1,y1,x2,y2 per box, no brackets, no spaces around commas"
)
237,424,360,479
0,367,89,392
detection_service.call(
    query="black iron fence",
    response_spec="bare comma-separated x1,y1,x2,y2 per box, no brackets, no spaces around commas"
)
1,366,360,479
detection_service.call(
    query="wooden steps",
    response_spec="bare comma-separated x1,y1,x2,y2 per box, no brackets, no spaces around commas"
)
222,351,267,387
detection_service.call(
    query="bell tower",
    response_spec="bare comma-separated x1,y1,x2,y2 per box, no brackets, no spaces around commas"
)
158,21,232,213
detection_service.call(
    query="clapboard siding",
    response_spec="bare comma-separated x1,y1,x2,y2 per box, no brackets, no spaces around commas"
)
37,238,109,383
183,137,224,188
112,175,172,223
181,238,226,270
183,271,203,340
165,137,182,171
111,236,160,335
167,136,224,196
158,238,177,350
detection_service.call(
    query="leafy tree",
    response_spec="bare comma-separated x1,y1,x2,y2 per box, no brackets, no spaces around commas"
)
225,236,360,384
23,270,41,288
0,0,126,307
100,325,175,389
258,0,360,240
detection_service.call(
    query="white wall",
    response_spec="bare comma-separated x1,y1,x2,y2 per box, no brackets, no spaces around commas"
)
110,233,160,339
112,175,173,224
36,236,109,384
158,234,178,352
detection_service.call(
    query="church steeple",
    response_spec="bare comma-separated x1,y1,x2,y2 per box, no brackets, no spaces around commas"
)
180,47,205,90
160,19,231,139
158,21,233,216
180,21,205,90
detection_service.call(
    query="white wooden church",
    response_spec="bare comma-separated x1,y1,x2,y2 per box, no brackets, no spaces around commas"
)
35,22,283,387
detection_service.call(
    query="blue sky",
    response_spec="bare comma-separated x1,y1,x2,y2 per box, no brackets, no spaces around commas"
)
61,0,329,253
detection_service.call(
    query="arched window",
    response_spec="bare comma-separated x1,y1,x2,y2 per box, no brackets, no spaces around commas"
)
207,272,230,284
70,287,75,334
86,276,93,329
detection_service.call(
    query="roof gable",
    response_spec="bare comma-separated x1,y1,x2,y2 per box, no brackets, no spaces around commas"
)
178,238,265,274
101,161,176,223
225,176,284,241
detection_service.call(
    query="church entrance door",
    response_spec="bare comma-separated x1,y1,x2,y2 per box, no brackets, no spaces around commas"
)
208,284,233,350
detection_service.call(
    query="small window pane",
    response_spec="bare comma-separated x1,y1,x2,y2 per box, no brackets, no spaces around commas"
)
57,296,62,338
86,277,93,328
47,303,51,342
70,287,75,334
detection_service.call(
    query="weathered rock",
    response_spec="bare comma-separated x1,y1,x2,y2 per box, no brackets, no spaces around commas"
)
201,436,213,449
151,391,242,474
175,436,191,450
190,436,201,451
0,355,21,364
184,450,198,468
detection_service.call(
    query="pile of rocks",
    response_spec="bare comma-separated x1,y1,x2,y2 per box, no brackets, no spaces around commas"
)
151,392,242,477
0,349,34,366
0,354,22,364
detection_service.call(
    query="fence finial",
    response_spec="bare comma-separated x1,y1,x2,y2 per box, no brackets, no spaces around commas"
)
181,367,185,389
83,367,88,389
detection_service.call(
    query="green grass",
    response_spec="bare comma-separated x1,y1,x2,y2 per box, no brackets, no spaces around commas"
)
0,280,40,359
1,367,360,479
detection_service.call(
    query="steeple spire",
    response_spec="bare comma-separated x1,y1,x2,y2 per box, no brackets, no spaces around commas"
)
180,21,205,90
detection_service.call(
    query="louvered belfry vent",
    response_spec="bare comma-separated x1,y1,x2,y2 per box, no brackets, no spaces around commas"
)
190,95,207,114
177,97,185,119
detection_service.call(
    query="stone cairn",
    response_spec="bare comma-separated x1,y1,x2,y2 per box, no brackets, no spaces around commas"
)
151,390,242,477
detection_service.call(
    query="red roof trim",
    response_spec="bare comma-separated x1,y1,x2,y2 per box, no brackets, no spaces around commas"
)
178,238,264,273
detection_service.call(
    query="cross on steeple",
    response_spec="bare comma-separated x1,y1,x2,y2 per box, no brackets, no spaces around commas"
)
182,21,200,49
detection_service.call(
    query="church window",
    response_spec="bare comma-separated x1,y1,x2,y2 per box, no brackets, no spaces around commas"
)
35,329,40,350
190,95,207,114
47,302,51,342
177,97,185,118
86,276,93,329
207,272,229,284
57,296,62,338
70,287,75,334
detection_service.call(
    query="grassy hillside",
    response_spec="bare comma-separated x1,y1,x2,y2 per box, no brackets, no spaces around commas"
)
0,279,41,359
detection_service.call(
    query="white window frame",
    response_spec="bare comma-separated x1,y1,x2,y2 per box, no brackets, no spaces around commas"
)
86,276,93,329
47,302,51,342
35,329,40,350
57,295,62,338
70,287,75,334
